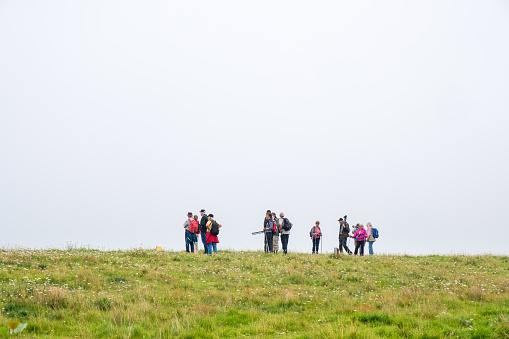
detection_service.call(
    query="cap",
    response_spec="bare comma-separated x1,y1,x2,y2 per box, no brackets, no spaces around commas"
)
200,209,206,213
187,212,193,217
338,218,343,221
208,213,214,218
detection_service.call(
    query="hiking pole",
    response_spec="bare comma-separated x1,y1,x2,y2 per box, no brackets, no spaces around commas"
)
252,231,264,235
320,234,323,254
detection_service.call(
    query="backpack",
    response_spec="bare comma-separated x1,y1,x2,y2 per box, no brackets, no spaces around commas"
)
272,221,278,234
190,220,199,234
210,221,220,236
372,228,379,239
282,218,292,231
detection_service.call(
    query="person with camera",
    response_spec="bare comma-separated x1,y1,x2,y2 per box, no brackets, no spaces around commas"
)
263,212,274,253
351,223,367,256
351,223,359,248
338,217,352,254
310,221,322,254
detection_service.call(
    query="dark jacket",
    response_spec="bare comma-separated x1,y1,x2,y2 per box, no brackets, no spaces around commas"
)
264,218,274,234
339,222,350,238
200,214,208,232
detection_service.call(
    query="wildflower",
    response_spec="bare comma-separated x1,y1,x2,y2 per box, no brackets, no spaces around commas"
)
8,321,20,330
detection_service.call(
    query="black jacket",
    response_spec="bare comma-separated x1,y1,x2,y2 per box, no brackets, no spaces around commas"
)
339,222,350,238
200,214,208,232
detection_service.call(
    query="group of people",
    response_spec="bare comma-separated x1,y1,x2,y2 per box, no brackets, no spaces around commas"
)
338,217,378,256
298,216,379,256
263,210,293,254
183,210,378,256
183,209,221,256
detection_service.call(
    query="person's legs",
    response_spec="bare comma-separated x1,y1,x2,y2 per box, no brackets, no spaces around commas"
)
190,241,194,253
317,238,320,253
185,231,190,253
344,237,352,254
368,241,374,255
201,232,208,254
273,235,279,253
267,234,273,253
360,241,365,256
212,242,217,254
207,243,212,256
339,236,344,253
281,234,289,254
354,241,360,255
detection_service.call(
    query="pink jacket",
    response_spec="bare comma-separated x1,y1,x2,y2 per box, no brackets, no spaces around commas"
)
353,228,367,241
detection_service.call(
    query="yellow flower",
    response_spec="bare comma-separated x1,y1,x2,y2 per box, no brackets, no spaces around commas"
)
8,320,20,330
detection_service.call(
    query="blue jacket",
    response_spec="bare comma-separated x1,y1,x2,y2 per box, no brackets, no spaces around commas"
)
264,219,274,233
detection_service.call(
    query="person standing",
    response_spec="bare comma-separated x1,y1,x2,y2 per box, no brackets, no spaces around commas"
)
366,222,376,255
206,214,220,255
263,210,271,251
272,212,280,254
199,209,208,254
351,223,359,249
263,212,274,253
183,212,194,253
279,212,292,255
352,223,367,256
310,221,322,254
338,218,352,254
191,215,200,254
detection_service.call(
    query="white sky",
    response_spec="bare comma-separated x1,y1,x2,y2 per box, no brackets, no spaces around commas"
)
1,1,508,254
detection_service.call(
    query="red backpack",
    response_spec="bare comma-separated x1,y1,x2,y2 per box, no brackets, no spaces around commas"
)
190,219,199,233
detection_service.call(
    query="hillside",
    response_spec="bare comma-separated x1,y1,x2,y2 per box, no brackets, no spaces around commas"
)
0,249,508,338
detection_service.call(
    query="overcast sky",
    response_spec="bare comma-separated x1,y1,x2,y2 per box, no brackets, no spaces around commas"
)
1,1,508,255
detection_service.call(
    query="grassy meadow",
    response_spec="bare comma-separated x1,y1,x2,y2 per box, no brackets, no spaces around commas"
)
0,248,508,338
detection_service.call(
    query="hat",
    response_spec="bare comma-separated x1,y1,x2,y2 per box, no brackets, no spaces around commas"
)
200,209,206,213
208,213,214,218
338,218,343,221
187,212,193,217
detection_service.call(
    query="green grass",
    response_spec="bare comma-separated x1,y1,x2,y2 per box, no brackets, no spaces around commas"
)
0,249,507,338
